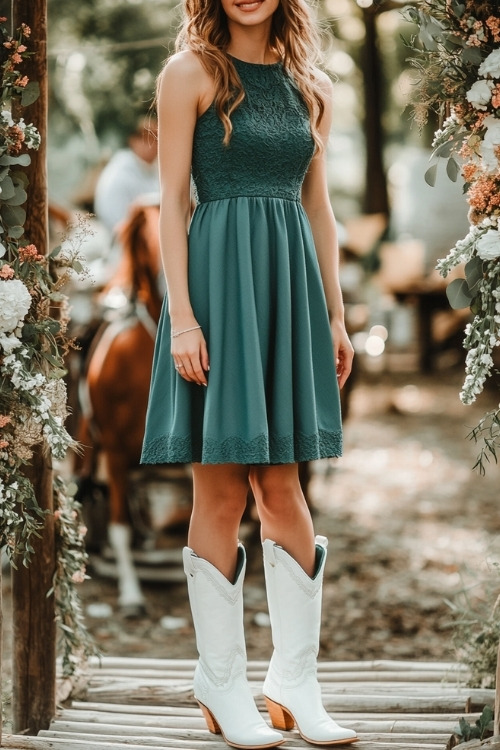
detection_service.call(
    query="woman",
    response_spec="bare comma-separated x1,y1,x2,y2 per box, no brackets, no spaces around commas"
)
141,0,357,744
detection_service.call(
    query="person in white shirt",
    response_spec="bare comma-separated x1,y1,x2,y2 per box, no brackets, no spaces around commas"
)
94,116,159,236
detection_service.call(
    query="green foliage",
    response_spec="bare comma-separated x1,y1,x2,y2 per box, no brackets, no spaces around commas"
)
468,407,500,476
47,0,179,144
0,15,97,676
447,569,500,690
404,0,496,124
452,705,494,745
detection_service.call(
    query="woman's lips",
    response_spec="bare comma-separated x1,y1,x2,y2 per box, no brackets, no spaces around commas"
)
235,1,264,10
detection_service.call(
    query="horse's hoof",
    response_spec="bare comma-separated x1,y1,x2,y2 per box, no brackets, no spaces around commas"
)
120,603,148,619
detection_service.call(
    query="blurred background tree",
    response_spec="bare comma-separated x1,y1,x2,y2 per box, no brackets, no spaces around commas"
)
47,0,179,204
44,0,416,218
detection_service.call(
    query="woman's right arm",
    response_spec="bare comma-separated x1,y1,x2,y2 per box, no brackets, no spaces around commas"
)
156,52,211,386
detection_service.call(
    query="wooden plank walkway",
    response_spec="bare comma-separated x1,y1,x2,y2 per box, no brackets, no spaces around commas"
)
3,658,496,749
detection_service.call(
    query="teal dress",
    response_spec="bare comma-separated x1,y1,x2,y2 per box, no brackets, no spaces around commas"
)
141,58,343,465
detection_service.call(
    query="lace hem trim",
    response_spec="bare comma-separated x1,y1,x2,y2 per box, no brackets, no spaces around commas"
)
141,429,342,465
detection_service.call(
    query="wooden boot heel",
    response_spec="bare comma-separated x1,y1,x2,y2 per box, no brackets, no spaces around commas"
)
198,700,222,734
265,697,295,731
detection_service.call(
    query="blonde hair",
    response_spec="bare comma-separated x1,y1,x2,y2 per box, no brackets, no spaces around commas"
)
174,0,326,151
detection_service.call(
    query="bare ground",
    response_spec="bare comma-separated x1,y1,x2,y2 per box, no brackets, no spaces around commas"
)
2,361,500,692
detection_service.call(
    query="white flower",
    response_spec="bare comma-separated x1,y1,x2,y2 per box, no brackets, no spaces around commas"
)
0,333,22,353
0,279,32,334
24,123,41,150
476,229,500,261
466,79,494,110
480,115,500,173
1,109,14,127
479,48,500,78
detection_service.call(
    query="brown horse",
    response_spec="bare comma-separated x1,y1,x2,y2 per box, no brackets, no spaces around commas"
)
75,201,191,616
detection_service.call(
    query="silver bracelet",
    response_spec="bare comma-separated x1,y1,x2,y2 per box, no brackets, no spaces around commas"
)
171,325,202,339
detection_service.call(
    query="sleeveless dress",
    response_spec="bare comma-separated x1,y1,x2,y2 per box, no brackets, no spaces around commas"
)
140,58,343,465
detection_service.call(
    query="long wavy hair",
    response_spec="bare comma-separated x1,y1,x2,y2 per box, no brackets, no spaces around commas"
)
174,0,327,151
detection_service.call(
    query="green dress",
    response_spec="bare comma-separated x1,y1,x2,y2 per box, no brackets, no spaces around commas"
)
141,57,343,465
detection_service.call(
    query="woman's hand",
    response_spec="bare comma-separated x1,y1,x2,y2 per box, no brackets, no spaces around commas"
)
331,319,354,390
171,326,210,386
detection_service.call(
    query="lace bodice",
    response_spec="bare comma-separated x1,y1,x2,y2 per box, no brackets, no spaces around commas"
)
191,58,315,204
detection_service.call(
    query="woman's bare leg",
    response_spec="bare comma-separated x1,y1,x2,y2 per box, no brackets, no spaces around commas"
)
249,463,315,576
189,463,250,581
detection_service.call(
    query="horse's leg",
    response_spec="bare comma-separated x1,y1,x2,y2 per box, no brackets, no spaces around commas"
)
105,449,146,616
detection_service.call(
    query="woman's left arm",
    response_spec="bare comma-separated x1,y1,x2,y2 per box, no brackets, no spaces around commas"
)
301,72,354,389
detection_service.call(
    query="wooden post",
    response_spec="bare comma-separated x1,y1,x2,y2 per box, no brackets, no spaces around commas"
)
11,0,56,735
495,638,500,736
360,6,389,217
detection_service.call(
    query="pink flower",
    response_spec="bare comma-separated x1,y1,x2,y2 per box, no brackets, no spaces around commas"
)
19,244,43,262
17,44,27,53
21,24,31,37
0,415,12,427
54,509,62,520
71,569,86,583
14,76,29,88
486,16,500,44
11,52,22,64
0,265,15,279
0,440,8,449
492,84,500,109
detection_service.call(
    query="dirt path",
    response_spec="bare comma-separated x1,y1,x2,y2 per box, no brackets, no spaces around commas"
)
2,366,499,683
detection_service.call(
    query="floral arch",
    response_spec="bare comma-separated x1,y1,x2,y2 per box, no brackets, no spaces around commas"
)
409,0,500,471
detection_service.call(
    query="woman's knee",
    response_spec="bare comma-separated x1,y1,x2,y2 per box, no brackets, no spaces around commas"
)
192,463,249,521
250,464,302,514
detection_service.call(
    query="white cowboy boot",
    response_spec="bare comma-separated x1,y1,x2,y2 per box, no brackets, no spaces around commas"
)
183,544,284,750
262,536,358,746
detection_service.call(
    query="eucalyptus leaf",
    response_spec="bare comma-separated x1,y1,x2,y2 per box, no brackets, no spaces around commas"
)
21,81,40,107
8,225,25,239
0,175,15,199
450,1,465,18
443,35,465,52
462,47,483,65
434,140,454,158
22,323,37,340
12,170,29,188
45,319,61,335
0,242,6,257
446,157,459,183
50,244,62,258
465,256,484,293
6,186,28,206
446,278,473,310
72,259,84,274
424,163,438,187
2,203,26,228
0,153,31,167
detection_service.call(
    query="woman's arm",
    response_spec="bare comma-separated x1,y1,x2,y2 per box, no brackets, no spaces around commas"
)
156,51,213,386
301,73,354,389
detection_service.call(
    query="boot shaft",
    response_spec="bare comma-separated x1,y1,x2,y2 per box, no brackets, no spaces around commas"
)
263,536,327,668
183,544,247,681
